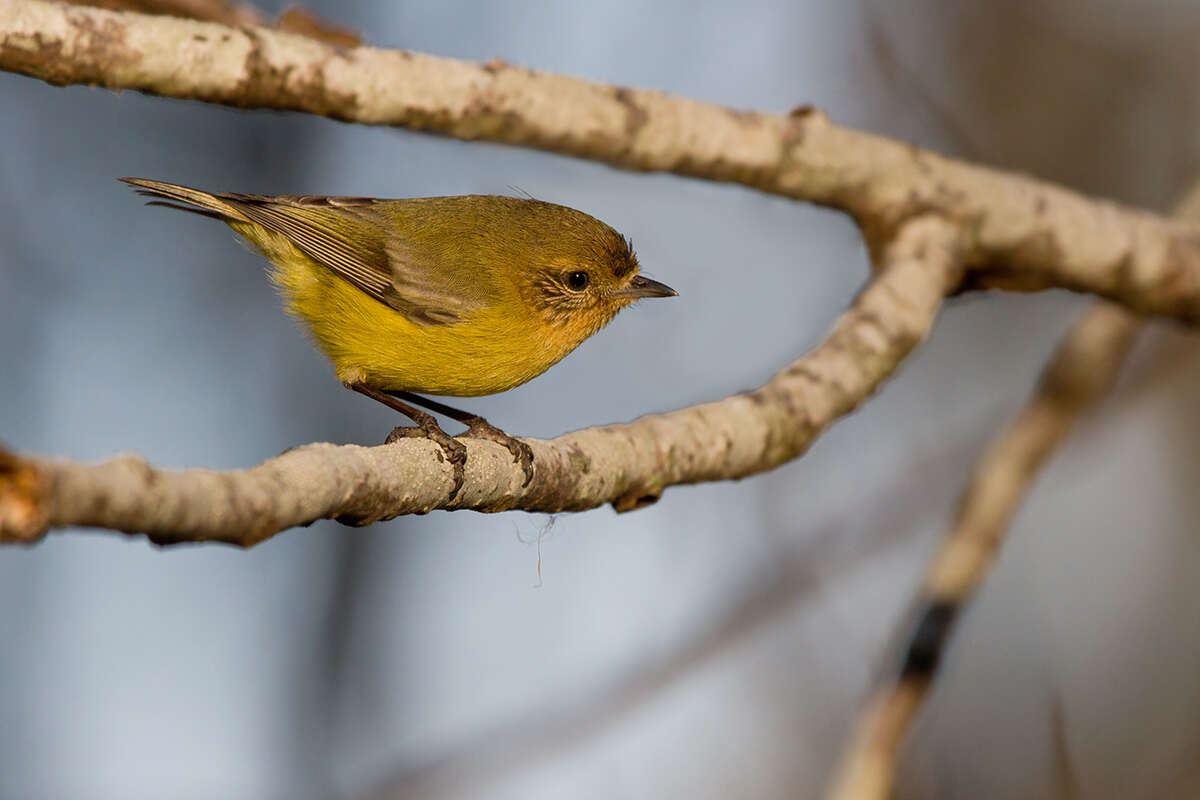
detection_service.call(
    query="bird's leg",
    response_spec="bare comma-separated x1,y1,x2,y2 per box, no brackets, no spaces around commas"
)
344,382,468,498
389,390,535,486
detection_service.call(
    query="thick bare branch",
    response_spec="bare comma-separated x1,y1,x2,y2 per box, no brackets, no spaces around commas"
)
0,217,962,546
4,1,1200,319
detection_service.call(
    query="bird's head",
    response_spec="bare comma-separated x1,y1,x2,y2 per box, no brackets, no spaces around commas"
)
517,203,676,342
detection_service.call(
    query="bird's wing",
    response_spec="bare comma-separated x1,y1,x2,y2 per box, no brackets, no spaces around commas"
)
223,194,486,326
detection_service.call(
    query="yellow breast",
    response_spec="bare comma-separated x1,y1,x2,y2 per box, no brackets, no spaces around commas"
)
245,226,584,396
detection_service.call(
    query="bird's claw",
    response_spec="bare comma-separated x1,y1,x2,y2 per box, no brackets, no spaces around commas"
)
385,424,467,499
463,419,535,486
382,411,532,496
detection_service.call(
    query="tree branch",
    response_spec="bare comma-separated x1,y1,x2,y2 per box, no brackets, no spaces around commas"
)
826,179,1200,799
825,302,1140,800
4,1,1200,319
0,217,963,546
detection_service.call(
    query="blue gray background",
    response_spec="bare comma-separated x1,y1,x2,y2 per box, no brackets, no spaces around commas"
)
4,1,1200,798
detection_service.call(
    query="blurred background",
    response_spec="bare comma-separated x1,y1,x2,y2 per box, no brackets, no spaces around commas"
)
4,1,1200,797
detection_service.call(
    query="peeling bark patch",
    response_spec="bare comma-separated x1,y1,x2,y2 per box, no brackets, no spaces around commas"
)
0,32,65,83
232,28,359,118
67,10,139,69
1,14,138,87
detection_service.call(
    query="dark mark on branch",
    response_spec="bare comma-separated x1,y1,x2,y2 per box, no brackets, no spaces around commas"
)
899,599,960,678
1,12,137,88
234,27,359,119
482,56,509,74
613,86,648,139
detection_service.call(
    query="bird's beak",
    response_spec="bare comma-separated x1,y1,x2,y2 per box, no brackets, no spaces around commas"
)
614,274,678,300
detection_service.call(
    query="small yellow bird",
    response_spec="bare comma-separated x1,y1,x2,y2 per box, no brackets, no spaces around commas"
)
121,178,676,492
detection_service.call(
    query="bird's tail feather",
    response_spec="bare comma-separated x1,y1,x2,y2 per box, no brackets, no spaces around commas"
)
119,177,248,222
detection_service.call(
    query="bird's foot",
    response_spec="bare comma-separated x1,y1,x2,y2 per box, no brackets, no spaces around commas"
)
385,415,466,499
461,417,534,486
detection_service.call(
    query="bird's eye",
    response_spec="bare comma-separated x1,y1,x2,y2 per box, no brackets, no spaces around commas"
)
566,271,590,291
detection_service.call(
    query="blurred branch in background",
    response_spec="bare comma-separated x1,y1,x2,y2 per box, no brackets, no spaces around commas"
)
826,179,1200,799
827,302,1139,800
0,216,962,545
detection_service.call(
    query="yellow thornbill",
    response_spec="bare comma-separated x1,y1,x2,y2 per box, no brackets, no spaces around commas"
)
121,178,677,494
